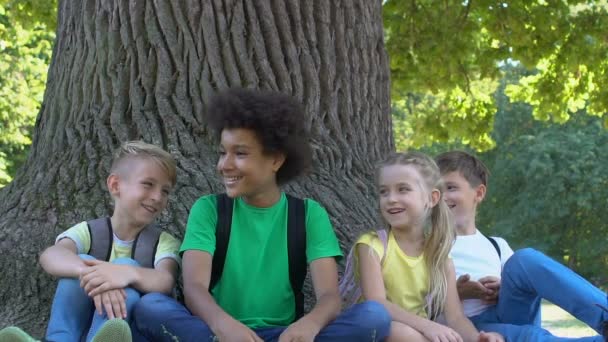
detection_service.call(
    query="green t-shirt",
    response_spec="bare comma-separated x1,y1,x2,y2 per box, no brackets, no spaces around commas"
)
180,193,343,328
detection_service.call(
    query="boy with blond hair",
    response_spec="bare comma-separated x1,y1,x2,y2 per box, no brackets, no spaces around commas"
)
0,141,181,342
436,150,607,342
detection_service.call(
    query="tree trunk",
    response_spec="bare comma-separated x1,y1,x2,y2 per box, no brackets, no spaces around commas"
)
0,0,392,335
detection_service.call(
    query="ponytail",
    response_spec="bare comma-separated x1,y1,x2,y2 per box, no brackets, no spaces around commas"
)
423,196,454,319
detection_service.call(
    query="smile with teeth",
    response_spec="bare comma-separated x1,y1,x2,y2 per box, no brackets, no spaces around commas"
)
224,176,243,184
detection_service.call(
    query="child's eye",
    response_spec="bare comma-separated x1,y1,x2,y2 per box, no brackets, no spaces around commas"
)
379,188,388,196
218,150,226,156
236,151,248,156
162,189,170,196
398,186,410,193
142,182,152,187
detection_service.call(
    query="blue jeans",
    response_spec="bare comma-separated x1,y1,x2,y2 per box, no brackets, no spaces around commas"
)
470,248,606,342
132,293,391,342
45,254,142,342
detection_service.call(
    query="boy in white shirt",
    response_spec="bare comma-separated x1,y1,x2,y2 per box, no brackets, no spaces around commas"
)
436,151,607,342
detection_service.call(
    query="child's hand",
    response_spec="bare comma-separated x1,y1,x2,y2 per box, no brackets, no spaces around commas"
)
278,317,321,342
456,274,492,300
93,288,127,319
213,317,263,342
479,276,501,304
422,321,463,342
80,259,136,296
478,331,504,342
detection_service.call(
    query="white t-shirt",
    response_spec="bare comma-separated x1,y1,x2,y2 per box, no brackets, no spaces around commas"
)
451,229,514,317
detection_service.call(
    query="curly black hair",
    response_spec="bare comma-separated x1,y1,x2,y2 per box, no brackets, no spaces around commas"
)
205,88,312,185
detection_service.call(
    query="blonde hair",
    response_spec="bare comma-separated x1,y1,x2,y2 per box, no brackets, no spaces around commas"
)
377,151,454,320
110,141,177,186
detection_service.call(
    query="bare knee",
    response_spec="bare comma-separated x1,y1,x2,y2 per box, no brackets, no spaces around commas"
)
387,321,428,342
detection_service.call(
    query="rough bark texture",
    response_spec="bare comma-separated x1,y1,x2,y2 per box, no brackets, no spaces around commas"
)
0,0,392,336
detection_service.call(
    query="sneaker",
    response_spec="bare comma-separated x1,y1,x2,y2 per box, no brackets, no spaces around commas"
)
0,327,38,342
91,319,132,342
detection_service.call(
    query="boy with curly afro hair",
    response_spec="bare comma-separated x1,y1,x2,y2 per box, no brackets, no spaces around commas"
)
133,88,391,342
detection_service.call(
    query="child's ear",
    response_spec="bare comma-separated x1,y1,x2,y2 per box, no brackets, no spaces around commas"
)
474,183,487,204
271,152,286,173
107,174,121,196
430,188,441,208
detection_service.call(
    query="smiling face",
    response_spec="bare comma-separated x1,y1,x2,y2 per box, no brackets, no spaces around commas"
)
378,164,433,231
217,128,285,206
108,158,172,229
441,171,485,234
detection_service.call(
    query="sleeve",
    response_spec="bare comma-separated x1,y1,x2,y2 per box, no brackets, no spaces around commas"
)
55,221,90,254
354,232,385,261
154,232,182,267
179,195,218,256
304,199,343,263
495,237,515,266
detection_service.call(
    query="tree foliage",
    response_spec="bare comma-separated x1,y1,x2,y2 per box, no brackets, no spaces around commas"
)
412,67,608,285
478,71,608,285
385,0,608,150
483,115,608,286
0,2,54,186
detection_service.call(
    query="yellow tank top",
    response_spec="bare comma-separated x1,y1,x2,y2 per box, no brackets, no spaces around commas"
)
355,230,429,317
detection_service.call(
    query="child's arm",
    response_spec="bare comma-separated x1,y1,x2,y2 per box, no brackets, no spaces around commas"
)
444,260,504,342
40,238,131,320
279,257,341,341
80,258,178,295
182,250,262,342
358,244,461,341
39,238,87,278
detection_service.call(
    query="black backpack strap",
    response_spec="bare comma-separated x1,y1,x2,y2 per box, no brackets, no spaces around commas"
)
286,194,307,320
210,193,233,291
132,224,162,269
485,234,502,260
87,217,113,261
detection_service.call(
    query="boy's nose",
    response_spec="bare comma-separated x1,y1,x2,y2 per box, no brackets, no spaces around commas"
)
150,189,162,201
218,155,234,172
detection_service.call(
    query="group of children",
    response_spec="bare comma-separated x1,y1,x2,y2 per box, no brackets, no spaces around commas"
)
0,88,606,342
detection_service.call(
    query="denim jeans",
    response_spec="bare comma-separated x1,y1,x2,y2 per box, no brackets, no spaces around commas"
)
132,293,391,342
470,248,606,342
45,254,141,342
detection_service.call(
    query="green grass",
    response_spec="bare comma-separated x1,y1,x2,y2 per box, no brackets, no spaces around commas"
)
542,300,597,337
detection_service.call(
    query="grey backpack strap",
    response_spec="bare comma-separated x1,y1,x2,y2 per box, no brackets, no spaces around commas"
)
87,217,113,261
132,224,162,269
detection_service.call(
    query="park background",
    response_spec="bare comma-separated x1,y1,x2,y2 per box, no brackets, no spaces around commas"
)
0,0,605,337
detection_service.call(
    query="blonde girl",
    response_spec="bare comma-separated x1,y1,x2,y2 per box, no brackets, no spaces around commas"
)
356,152,503,342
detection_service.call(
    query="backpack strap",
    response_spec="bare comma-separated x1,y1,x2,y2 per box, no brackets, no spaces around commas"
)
209,193,233,291
87,217,113,261
376,229,389,265
131,224,162,269
484,234,502,260
209,193,307,320
286,194,307,320
338,228,389,308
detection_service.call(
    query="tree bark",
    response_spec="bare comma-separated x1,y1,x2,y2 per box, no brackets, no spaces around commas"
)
0,0,392,335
